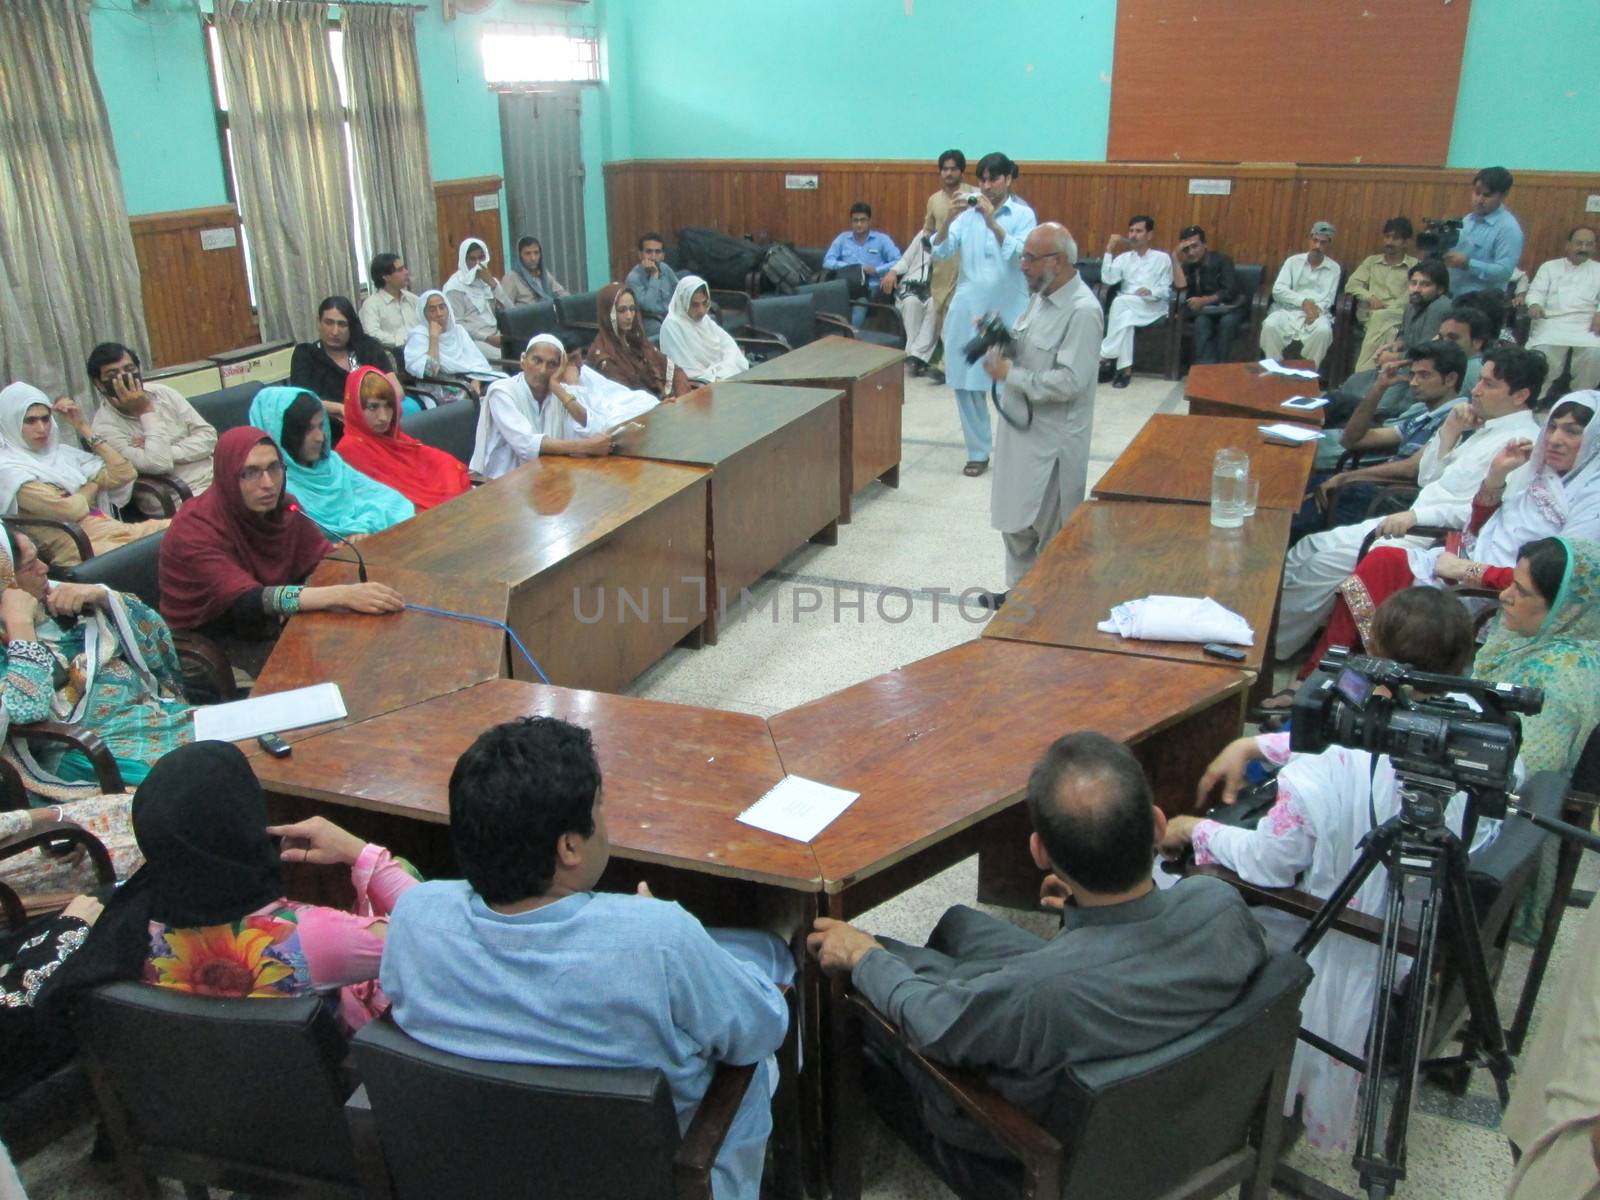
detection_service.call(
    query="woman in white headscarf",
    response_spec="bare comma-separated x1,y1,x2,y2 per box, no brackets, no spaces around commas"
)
659,275,750,385
403,290,504,400
0,383,168,566
441,237,509,361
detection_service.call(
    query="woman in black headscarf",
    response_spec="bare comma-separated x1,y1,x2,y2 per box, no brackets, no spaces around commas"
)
40,740,420,1032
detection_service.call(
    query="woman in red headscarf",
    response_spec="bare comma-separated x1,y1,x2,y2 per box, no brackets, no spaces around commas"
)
158,426,403,675
337,368,470,511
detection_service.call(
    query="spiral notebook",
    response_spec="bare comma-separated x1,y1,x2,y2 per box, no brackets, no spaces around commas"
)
737,775,860,843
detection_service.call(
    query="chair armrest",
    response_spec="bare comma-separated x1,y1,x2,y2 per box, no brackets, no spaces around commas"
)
814,313,858,339
344,1085,396,1200
0,757,28,812
673,1060,757,1198
0,819,116,887
173,631,238,702
129,476,186,519
708,289,752,313
7,517,94,565
733,334,791,366
14,722,124,794
0,878,20,929
1188,863,1418,954
846,993,1063,1176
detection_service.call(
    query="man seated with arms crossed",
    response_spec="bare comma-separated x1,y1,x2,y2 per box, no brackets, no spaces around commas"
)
824,202,902,328
1098,214,1174,389
469,334,613,479
86,342,216,516
1321,258,1453,426
808,732,1266,1172
381,716,793,1200
624,231,679,337
358,253,421,355
1260,222,1341,367
1173,225,1241,366
1345,218,1418,373
1525,225,1600,399
1293,339,1468,541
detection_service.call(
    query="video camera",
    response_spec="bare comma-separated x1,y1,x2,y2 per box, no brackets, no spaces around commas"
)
1417,218,1464,256
1289,650,1542,809
963,313,1014,364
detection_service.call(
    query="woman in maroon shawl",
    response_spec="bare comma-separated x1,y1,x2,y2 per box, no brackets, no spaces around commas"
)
586,282,694,401
338,367,470,511
158,426,405,675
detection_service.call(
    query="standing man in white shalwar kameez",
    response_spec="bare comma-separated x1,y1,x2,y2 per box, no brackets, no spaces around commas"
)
979,223,1103,605
1098,215,1173,389
470,334,614,480
931,151,1037,478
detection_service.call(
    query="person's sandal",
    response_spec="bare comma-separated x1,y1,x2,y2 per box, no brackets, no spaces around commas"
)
963,459,989,477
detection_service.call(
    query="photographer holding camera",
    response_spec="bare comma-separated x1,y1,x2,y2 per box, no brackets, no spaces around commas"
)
976,223,1103,602
1160,588,1511,1155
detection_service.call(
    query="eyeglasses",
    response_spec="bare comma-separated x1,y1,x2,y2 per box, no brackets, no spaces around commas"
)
238,462,286,483
1020,251,1063,264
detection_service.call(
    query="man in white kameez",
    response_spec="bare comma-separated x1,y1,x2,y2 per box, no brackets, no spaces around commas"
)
469,335,614,480
931,151,1037,478
1260,222,1342,367
1274,344,1547,659
1526,225,1600,399
980,223,1103,605
878,226,939,375
1097,215,1173,389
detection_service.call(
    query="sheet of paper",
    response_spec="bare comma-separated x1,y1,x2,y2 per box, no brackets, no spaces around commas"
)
193,683,348,743
1257,422,1322,444
1282,394,1329,409
737,775,860,843
1258,359,1321,379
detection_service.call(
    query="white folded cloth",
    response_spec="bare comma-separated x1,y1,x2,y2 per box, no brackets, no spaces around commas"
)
1096,595,1255,645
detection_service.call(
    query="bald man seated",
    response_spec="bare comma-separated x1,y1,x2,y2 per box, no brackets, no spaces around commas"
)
808,731,1266,1164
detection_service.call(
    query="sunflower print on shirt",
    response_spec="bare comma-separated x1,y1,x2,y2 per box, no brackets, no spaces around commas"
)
145,909,311,999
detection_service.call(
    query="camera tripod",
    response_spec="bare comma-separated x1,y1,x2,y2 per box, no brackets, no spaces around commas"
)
1284,772,1513,1200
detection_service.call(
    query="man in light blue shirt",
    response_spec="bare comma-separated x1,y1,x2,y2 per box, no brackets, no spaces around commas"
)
1445,166,1524,299
624,231,680,336
382,716,793,1200
823,202,901,328
932,151,1037,475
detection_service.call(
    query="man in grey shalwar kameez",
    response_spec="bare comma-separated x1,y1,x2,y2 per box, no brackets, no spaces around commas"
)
982,223,1105,596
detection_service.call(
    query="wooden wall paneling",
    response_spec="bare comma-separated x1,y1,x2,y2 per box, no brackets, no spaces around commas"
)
433,176,505,286
1108,0,1470,167
129,205,256,369
606,161,1600,292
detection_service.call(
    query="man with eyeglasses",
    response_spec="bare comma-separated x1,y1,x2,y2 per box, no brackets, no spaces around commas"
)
977,223,1103,605
86,342,217,515
624,232,680,337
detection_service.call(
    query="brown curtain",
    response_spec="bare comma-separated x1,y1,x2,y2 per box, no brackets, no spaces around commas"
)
0,0,149,405
342,3,440,294
214,0,357,344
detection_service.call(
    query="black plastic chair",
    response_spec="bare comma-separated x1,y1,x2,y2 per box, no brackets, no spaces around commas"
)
189,380,266,436
843,950,1311,1200
347,1014,757,1200
747,293,822,350
496,301,569,359
404,400,478,467
75,983,363,1199
798,278,905,349
556,289,602,331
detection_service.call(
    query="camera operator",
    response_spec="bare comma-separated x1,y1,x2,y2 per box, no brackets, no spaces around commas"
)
1443,166,1524,301
1160,588,1511,1154
978,223,1104,605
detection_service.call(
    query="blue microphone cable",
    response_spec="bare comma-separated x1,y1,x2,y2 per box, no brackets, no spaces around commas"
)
402,603,552,685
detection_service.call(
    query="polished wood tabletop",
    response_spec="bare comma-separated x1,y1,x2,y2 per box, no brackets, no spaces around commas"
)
247,560,510,748
734,335,905,384
1184,360,1326,427
253,678,823,890
613,381,842,468
768,638,1248,896
1091,413,1317,511
983,500,1291,678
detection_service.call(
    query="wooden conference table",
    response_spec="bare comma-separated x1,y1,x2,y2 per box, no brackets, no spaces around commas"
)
1184,359,1326,427
735,336,905,523
1091,413,1318,511
613,381,845,643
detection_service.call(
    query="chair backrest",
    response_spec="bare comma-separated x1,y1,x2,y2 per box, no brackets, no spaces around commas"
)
60,530,164,610
1074,257,1103,291
74,982,359,1187
557,289,600,327
1046,950,1312,1198
793,246,828,274
1234,262,1266,302
748,293,819,349
350,1016,683,1200
797,278,852,323
403,400,478,466
496,301,563,356
189,380,264,435
1571,724,1600,795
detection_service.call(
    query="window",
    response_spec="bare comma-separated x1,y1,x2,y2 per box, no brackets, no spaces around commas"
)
481,24,599,88
204,22,372,308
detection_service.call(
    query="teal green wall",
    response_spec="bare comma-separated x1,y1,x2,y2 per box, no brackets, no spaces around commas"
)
1448,0,1599,172
609,0,1115,161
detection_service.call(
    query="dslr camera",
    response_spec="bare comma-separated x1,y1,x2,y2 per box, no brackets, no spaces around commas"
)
1289,650,1541,809
1417,218,1464,256
963,313,1014,365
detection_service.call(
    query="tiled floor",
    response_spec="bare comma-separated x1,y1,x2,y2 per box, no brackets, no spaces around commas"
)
17,367,1581,1199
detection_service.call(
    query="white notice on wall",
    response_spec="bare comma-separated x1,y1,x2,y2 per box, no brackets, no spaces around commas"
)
785,174,820,191
1187,178,1233,196
473,193,499,212
199,227,238,251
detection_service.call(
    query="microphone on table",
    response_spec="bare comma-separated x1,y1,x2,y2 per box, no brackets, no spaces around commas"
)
287,502,368,583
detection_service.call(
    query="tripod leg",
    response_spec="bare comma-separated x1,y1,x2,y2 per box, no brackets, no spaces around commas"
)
1508,836,1582,1053
1440,840,1514,1107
